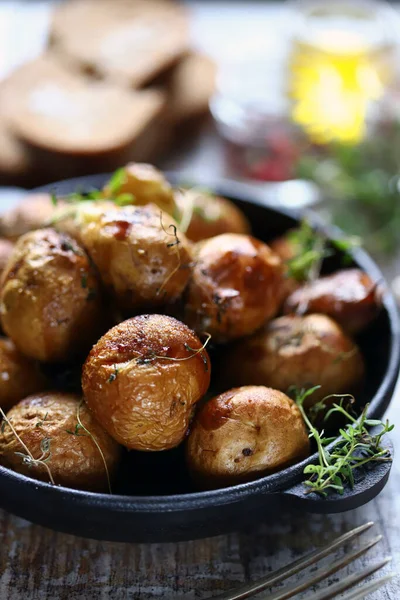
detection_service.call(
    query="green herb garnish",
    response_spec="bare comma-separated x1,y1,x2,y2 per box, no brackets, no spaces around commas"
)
293,386,393,496
108,365,119,383
296,126,400,255
285,219,360,282
107,168,128,196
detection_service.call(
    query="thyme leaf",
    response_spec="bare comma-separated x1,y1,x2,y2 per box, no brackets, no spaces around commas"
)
292,386,393,497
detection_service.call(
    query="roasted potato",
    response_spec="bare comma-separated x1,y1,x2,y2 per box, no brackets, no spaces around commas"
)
82,314,211,451
269,233,297,263
79,203,193,311
222,314,365,404
184,233,284,342
103,163,176,216
0,194,67,241
0,392,121,491
0,338,47,411
269,233,300,301
0,228,103,362
186,386,309,489
0,239,14,277
175,189,250,242
284,269,382,334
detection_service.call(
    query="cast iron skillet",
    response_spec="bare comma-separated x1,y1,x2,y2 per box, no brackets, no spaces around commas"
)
0,173,399,543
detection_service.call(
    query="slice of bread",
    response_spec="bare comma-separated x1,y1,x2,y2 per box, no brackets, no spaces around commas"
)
4,55,166,157
49,0,189,88
167,52,216,124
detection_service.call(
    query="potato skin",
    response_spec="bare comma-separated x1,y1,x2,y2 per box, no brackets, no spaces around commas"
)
79,203,193,311
0,239,14,277
223,314,365,404
186,386,309,489
176,189,250,242
103,163,176,216
284,269,382,334
82,314,211,451
0,392,121,491
184,234,284,342
0,338,47,411
0,195,57,241
0,228,103,362
269,234,297,263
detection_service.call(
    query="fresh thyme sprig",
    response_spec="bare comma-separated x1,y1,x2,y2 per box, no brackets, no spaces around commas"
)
65,399,112,494
285,220,360,282
292,386,394,497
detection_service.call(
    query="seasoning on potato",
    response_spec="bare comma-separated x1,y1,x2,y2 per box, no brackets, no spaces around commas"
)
0,392,121,491
103,163,177,216
79,203,193,311
222,314,365,404
183,233,284,342
0,228,103,362
0,337,47,411
186,386,309,489
175,188,250,242
284,268,382,334
82,314,211,451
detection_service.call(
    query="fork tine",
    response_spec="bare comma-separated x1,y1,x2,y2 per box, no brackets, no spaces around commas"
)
338,572,396,600
258,534,382,600
310,556,392,600
212,522,374,600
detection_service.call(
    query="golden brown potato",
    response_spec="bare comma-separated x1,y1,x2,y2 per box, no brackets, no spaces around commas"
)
0,195,67,241
0,392,121,491
183,233,284,342
0,239,14,277
0,228,103,362
284,269,382,334
103,163,176,216
223,314,365,404
79,203,193,311
269,234,297,263
269,234,300,301
0,338,47,411
175,189,250,242
186,386,309,489
82,314,211,451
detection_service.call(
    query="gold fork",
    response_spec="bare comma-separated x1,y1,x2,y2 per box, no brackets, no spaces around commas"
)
212,522,394,600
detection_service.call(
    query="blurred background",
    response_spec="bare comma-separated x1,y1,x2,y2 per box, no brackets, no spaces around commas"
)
1,0,400,286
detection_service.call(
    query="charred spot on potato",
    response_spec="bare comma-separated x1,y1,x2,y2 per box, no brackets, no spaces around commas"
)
242,448,253,456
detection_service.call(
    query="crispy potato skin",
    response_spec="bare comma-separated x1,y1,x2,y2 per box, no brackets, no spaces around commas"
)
82,314,211,451
103,163,176,216
0,392,121,491
0,239,14,277
176,190,250,242
184,234,284,342
79,203,193,311
186,386,309,489
0,228,103,362
0,338,47,411
284,269,382,334
223,314,365,404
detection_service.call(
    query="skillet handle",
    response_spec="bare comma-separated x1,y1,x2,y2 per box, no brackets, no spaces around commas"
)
277,434,393,513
